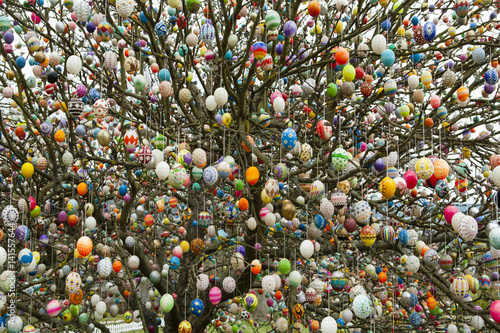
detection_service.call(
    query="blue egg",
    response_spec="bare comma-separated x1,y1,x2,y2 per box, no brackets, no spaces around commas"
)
281,128,297,150
190,298,204,317
411,16,419,25
169,257,180,270
485,69,499,85
381,49,395,67
159,68,170,82
75,125,86,137
119,185,128,196
154,22,168,37
410,312,421,327
16,56,26,68
139,12,148,24
224,50,232,60
314,214,326,230
422,22,436,42
381,19,391,31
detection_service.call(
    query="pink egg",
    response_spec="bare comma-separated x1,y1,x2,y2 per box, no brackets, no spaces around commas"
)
260,207,270,219
209,287,222,305
491,300,500,323
403,170,418,189
430,95,441,109
29,196,36,211
47,300,61,317
444,205,459,224
173,246,183,258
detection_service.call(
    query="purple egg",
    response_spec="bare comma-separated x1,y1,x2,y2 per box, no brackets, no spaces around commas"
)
236,245,246,256
491,12,498,20
15,225,29,241
215,114,222,124
374,158,385,172
283,20,297,38
385,102,395,114
86,22,96,33
76,84,87,97
254,243,261,250
266,298,273,306
58,211,67,223
492,271,499,280
123,194,131,202
4,32,14,44
298,48,309,60
485,83,495,94
275,44,283,55
460,53,467,61
39,234,49,246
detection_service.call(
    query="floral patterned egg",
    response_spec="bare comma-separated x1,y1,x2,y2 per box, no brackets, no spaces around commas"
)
2,205,18,224
203,166,218,186
169,164,187,189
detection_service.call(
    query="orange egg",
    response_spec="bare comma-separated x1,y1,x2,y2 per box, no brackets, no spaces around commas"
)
378,271,387,284
421,245,430,257
242,136,255,152
77,182,88,196
246,166,259,185
238,198,249,211
151,63,159,73
335,47,349,65
113,260,122,273
54,129,65,142
68,214,78,226
307,0,321,17
424,118,434,128
15,127,25,139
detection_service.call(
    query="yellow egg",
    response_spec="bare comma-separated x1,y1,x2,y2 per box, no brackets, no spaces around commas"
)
186,72,193,82
173,26,178,32
335,21,342,34
180,241,189,253
309,111,316,119
397,27,405,36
